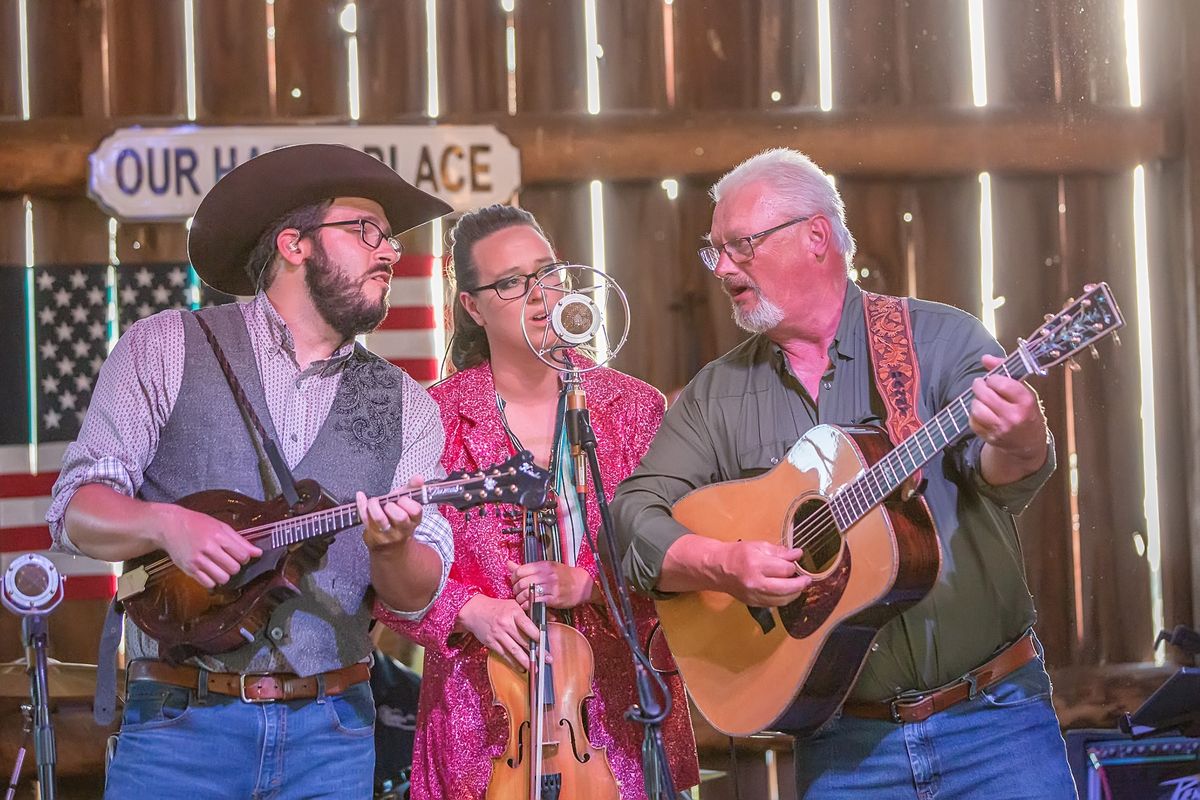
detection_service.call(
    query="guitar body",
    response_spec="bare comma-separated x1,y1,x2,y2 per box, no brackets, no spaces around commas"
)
654,424,941,737
122,478,336,663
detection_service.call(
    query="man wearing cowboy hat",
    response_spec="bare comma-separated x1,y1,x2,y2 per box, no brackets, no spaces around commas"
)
47,144,456,798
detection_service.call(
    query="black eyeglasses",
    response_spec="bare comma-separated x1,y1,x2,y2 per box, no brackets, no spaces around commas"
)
698,216,810,271
468,262,570,300
301,218,403,255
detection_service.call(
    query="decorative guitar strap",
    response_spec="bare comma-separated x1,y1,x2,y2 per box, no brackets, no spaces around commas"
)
861,290,924,495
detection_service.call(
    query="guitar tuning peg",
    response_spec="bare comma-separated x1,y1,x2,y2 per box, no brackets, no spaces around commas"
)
1067,358,1081,372
1112,332,1121,348
1044,314,1055,323
1090,344,1100,360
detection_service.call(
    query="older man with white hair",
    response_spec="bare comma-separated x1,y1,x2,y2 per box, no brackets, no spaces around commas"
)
614,148,1076,798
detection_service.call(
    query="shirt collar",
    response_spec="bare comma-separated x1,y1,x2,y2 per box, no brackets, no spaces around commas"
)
251,293,356,373
832,279,864,361
766,278,863,374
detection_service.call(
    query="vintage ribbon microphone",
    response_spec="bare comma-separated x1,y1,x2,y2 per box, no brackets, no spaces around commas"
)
2,553,65,800
521,265,686,800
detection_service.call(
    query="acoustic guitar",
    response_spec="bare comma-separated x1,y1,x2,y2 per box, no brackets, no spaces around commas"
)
654,283,1124,737
116,451,551,662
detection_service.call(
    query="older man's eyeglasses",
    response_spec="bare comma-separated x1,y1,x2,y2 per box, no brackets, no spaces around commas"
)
301,218,403,255
698,216,810,271
468,262,571,300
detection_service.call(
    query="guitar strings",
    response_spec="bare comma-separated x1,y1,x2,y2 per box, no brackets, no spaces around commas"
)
785,350,1031,554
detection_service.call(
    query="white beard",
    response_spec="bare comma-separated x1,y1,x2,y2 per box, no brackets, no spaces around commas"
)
732,291,785,333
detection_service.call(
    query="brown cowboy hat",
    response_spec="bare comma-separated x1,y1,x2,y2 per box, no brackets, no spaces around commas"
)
188,143,452,296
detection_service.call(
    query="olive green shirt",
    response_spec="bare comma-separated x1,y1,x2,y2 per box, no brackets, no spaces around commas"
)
612,280,1054,701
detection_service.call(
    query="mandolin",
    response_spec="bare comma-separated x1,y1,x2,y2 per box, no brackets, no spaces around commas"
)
654,283,1124,737
118,451,551,663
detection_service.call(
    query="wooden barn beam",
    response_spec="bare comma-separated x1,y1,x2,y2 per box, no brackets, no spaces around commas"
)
0,107,1180,196
505,107,1179,182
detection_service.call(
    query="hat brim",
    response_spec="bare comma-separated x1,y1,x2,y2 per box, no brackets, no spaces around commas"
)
187,143,452,296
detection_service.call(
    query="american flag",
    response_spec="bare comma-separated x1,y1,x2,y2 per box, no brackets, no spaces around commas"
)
0,262,230,601
117,263,192,333
2,255,442,598
367,252,443,385
32,264,109,441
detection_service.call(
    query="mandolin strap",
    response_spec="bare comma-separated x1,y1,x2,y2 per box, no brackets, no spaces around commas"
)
194,311,300,507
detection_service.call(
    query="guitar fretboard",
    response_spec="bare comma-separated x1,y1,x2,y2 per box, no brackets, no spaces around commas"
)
827,349,1034,531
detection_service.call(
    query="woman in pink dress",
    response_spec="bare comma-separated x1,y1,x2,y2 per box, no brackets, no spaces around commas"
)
376,204,698,799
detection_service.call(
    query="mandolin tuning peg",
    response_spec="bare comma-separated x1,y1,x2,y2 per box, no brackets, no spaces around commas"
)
1044,314,1055,323
1066,358,1081,372
1112,332,1121,348
1090,344,1100,360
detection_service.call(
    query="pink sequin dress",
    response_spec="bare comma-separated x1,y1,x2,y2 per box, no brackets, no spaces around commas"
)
375,360,699,800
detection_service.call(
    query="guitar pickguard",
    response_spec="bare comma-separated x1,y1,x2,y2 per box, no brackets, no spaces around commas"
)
777,549,852,639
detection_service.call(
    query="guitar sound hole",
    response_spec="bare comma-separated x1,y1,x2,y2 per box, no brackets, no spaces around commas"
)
791,499,842,573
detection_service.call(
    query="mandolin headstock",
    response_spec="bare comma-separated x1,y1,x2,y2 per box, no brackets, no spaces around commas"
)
427,450,553,512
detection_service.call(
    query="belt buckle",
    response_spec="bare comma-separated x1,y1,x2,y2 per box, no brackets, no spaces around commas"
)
963,671,979,700
239,672,276,704
889,693,924,723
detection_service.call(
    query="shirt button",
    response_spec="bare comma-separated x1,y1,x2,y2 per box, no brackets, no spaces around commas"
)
770,457,779,465
290,433,298,442
268,626,285,642
823,382,832,390
870,643,879,652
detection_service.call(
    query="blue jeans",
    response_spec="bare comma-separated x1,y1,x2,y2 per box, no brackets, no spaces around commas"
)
794,658,1078,799
104,678,375,799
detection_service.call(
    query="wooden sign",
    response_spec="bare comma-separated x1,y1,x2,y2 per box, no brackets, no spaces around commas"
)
88,125,522,221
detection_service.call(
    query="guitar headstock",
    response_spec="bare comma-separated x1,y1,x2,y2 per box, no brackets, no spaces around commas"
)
1022,282,1125,371
427,450,553,512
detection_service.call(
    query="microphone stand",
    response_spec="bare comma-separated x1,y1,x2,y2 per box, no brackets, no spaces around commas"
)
561,369,686,800
21,615,57,800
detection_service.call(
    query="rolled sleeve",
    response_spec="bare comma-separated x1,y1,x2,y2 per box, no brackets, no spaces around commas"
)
961,432,1057,515
373,377,455,622
375,507,454,623
44,311,181,555
46,455,138,555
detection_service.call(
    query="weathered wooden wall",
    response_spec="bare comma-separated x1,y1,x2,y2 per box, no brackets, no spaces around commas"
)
1,1,1198,797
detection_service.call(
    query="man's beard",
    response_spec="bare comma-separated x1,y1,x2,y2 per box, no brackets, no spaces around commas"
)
304,244,390,340
725,280,785,334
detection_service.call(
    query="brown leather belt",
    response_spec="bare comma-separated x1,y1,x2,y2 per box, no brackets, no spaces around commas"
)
842,631,1038,724
127,660,370,704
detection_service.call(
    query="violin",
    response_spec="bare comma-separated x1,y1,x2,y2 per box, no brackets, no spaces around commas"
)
485,504,619,800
